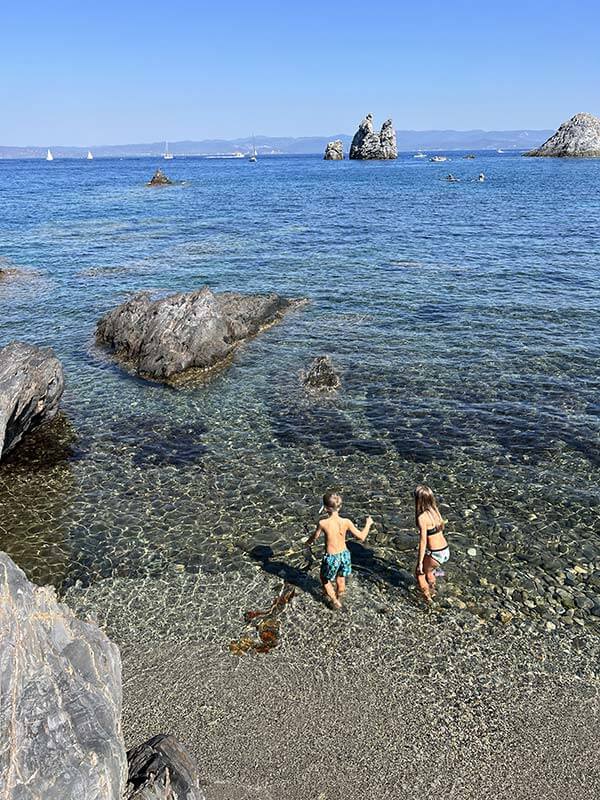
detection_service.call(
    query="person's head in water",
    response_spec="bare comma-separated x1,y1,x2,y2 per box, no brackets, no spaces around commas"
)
414,484,440,526
322,490,342,514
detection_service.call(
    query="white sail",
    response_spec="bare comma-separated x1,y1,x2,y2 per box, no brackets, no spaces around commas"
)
46,149,54,161
87,150,93,160
163,141,173,160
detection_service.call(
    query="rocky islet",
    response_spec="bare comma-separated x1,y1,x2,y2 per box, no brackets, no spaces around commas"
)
349,114,398,160
525,111,600,157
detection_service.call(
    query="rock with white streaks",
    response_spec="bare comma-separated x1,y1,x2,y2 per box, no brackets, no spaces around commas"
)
0,552,127,800
524,112,600,157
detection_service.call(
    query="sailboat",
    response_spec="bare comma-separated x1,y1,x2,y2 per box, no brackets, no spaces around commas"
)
46,149,54,161
248,136,257,162
86,150,94,160
163,141,174,160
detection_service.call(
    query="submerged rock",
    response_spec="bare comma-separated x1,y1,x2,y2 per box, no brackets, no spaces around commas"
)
0,341,65,460
147,169,174,186
97,286,303,381
303,356,341,391
324,140,344,160
524,112,600,157
0,552,127,799
125,734,205,800
349,114,397,160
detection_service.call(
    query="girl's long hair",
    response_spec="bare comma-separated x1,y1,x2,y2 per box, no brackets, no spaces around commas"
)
414,484,440,528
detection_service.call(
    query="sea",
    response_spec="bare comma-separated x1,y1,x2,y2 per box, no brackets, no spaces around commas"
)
0,152,599,640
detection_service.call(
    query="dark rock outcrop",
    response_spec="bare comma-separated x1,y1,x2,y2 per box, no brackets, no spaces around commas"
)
524,112,600,157
97,287,302,380
0,552,127,799
147,169,174,186
324,140,344,160
0,341,65,460
349,114,397,160
124,734,205,800
303,356,341,391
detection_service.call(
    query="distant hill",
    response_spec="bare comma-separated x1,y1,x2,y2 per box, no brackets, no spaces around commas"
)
0,129,553,158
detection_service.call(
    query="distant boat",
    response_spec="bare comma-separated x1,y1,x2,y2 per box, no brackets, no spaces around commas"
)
414,150,427,158
86,150,93,160
430,155,448,162
231,151,245,158
46,149,54,161
163,141,173,160
497,149,505,154
248,136,257,162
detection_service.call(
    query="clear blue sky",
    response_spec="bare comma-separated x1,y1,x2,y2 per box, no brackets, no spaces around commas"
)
2,0,599,145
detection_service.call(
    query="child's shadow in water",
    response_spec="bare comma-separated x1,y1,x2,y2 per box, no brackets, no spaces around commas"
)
249,542,417,605
248,545,324,603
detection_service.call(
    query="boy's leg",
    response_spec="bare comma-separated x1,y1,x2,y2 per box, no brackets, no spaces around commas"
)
335,575,346,600
320,575,341,607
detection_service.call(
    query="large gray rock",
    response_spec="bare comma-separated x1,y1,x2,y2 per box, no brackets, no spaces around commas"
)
0,552,127,800
0,341,65,460
324,140,344,160
97,287,302,380
349,114,397,160
524,112,600,157
124,735,205,800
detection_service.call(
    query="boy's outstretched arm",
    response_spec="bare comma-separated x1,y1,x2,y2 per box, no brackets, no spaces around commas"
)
348,516,374,542
306,522,322,547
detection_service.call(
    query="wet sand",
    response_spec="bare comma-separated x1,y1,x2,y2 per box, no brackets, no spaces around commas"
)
68,569,600,800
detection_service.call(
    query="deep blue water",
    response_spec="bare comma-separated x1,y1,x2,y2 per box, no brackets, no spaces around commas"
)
0,153,599,624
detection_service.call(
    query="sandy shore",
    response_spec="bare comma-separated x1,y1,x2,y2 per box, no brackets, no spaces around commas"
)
67,566,600,800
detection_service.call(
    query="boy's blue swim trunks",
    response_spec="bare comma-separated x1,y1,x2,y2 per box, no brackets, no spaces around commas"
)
320,549,352,582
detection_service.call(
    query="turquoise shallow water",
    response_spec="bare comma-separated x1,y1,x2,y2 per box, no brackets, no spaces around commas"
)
0,153,599,632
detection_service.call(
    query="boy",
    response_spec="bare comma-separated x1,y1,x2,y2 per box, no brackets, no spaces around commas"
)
306,490,373,609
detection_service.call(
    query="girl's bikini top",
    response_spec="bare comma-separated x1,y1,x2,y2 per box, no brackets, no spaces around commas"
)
426,523,444,536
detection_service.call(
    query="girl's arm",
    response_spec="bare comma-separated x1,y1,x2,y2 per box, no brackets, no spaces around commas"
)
416,516,428,573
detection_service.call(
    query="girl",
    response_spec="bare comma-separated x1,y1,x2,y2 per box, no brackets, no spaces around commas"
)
414,484,449,601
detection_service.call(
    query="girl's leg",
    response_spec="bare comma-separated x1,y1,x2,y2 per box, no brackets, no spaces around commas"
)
415,566,432,602
423,554,438,590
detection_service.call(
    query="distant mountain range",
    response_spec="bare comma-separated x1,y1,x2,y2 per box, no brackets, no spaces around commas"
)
0,129,553,158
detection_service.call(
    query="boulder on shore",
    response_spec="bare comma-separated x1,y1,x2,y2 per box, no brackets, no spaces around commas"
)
0,552,127,799
524,112,600,157
349,114,397,160
97,287,303,381
125,734,205,800
147,169,174,186
303,356,341,391
324,140,344,160
0,341,65,460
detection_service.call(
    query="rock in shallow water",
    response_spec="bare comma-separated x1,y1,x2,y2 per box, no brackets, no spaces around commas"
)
525,112,600,157
0,341,65,460
349,114,397,160
303,356,341,391
0,552,127,799
124,734,205,800
96,287,303,381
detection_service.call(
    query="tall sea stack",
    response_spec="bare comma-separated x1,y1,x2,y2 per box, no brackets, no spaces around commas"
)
349,114,397,160
524,112,600,157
